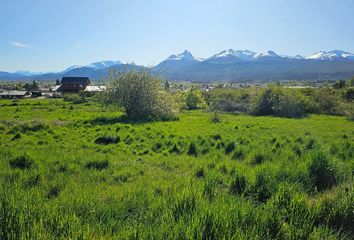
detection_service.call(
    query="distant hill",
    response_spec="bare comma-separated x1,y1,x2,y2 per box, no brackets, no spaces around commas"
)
1,50,354,82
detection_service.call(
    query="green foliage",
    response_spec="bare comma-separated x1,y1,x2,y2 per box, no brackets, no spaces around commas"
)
332,80,347,89
229,174,247,195
0,98,353,239
63,93,86,104
85,159,109,170
9,155,34,170
106,70,179,121
24,80,39,91
94,135,120,145
308,152,338,191
180,87,207,110
250,87,307,118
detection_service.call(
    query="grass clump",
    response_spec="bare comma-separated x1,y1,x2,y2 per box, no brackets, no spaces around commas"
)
85,159,109,170
195,167,205,178
94,136,120,145
253,171,275,202
229,174,247,195
187,142,198,156
251,153,266,165
308,152,338,191
9,156,34,170
9,120,48,134
225,142,236,154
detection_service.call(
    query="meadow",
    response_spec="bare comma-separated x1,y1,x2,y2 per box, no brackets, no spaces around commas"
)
0,98,353,239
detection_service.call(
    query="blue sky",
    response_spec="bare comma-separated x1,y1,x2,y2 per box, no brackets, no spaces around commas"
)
1,0,354,72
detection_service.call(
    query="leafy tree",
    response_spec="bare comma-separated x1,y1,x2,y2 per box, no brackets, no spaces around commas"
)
332,80,346,89
106,69,178,121
24,80,39,91
182,87,207,110
250,87,306,118
164,81,170,91
55,79,60,85
350,76,354,87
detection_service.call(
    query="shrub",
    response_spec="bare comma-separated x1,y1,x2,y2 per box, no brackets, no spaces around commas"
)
94,136,120,145
85,159,109,170
9,156,33,170
181,87,207,110
308,152,338,191
250,87,306,118
106,70,179,121
229,174,247,195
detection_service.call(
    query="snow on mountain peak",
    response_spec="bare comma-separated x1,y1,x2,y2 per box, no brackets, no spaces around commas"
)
166,50,195,61
255,50,280,59
87,60,122,69
306,50,354,61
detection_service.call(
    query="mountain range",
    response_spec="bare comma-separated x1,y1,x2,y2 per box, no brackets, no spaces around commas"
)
1,50,354,82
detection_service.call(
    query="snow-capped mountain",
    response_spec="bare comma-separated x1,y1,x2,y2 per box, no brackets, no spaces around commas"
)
208,49,257,62
165,50,196,61
86,60,122,69
63,60,122,73
255,50,281,59
207,49,286,63
2,49,354,82
13,70,45,76
155,50,200,70
306,50,354,61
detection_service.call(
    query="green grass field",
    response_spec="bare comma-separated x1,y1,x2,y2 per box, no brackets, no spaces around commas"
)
0,98,353,239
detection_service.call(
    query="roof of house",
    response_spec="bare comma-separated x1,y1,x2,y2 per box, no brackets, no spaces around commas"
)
61,77,90,84
0,90,29,96
50,85,61,92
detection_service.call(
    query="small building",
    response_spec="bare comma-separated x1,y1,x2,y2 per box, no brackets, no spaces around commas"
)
59,77,91,92
0,90,31,99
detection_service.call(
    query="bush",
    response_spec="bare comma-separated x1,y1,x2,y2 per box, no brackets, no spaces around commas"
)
106,70,179,121
94,136,120,145
250,87,306,118
85,159,109,170
181,87,207,110
308,152,338,191
9,156,33,170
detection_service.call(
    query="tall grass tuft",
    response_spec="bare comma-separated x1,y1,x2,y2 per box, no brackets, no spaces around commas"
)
308,152,338,191
85,159,109,170
9,156,34,170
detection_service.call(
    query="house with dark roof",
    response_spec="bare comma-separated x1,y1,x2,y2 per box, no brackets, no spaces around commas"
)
0,90,31,99
59,77,90,92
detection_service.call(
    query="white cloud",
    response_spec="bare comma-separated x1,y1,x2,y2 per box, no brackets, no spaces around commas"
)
11,41,32,48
